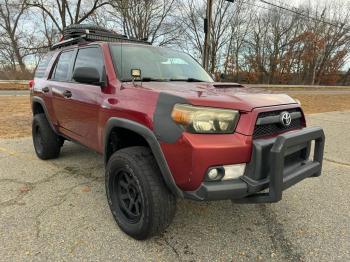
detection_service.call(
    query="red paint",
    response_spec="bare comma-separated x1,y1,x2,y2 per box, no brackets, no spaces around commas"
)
29,80,34,90
31,42,304,191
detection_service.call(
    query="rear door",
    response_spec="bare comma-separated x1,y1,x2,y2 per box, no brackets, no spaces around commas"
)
32,52,57,123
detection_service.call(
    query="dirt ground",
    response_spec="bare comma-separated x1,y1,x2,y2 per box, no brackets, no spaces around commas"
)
250,85,350,91
0,82,28,90
0,96,31,138
0,94,350,139
291,94,350,114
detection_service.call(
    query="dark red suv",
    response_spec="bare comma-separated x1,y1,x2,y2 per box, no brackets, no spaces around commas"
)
30,25,325,240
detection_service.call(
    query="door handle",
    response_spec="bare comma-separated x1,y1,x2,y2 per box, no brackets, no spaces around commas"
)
42,87,50,93
63,90,72,98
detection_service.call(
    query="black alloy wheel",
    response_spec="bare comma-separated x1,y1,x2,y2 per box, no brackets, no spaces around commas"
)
115,169,143,223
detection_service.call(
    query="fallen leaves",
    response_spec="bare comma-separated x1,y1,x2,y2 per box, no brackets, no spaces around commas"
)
81,186,91,193
19,186,30,193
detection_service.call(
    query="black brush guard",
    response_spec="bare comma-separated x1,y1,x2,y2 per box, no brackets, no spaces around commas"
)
235,126,325,203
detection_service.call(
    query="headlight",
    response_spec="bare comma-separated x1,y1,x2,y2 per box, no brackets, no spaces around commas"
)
171,104,239,134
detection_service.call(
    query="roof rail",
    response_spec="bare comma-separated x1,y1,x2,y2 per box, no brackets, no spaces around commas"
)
51,32,151,50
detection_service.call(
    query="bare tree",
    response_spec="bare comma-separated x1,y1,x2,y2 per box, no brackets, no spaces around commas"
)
178,0,205,58
235,0,350,85
223,0,253,78
28,0,110,32
207,0,234,73
179,0,234,73
109,0,179,45
37,8,60,47
0,0,30,75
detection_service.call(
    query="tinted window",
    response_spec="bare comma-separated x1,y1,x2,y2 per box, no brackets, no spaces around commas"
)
73,47,104,80
52,51,74,81
35,53,54,78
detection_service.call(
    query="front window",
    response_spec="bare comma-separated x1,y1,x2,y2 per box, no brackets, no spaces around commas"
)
110,44,213,82
51,50,74,81
74,47,104,80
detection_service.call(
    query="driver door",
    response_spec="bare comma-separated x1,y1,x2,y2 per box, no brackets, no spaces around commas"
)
52,46,105,151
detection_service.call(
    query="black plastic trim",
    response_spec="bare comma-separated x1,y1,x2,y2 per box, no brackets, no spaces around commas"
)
153,92,188,143
104,117,184,198
256,111,302,125
31,96,58,134
184,179,248,201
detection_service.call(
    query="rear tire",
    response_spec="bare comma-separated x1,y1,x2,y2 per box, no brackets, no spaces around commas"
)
32,113,61,160
106,146,176,240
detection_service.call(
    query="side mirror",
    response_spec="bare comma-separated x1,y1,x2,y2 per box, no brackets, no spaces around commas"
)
73,67,102,85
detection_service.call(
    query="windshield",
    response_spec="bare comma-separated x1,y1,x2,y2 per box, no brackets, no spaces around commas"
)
110,44,213,82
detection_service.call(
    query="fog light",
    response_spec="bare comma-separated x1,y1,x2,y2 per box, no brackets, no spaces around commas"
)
206,164,245,182
206,168,225,181
222,164,246,180
207,169,219,180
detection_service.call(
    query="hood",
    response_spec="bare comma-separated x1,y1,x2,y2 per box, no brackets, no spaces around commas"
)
123,82,297,112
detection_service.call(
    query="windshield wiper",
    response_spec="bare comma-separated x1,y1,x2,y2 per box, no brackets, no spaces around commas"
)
141,77,168,82
122,77,206,82
169,78,206,82
122,77,168,82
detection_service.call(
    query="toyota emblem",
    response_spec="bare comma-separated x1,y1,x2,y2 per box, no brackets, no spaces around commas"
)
280,111,292,127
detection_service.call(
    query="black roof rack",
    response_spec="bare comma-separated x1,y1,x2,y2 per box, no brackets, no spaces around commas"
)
51,31,151,50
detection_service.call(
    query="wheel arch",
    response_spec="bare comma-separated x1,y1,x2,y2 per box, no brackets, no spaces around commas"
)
32,101,45,115
104,117,184,198
31,96,58,134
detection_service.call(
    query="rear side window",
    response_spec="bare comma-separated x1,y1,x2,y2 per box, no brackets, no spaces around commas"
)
35,53,54,78
73,47,104,80
52,50,74,81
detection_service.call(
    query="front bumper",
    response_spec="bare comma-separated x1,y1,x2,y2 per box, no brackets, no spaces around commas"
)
184,127,325,203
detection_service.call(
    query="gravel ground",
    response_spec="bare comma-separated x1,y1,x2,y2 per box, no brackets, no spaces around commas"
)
0,112,349,261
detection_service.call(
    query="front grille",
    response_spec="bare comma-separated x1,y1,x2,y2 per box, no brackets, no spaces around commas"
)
253,108,303,138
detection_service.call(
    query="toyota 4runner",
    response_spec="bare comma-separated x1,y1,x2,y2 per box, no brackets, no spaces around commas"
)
30,25,325,240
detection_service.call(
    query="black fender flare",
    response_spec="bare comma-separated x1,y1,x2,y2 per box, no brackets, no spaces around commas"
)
31,96,58,134
104,117,184,198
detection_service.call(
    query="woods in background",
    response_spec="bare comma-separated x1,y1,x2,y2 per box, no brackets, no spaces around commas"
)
0,0,349,85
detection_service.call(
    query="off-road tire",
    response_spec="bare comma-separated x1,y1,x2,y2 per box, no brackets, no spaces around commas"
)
106,146,176,240
32,113,61,160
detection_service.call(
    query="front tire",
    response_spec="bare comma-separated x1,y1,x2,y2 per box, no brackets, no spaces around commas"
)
32,113,62,160
106,146,176,240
